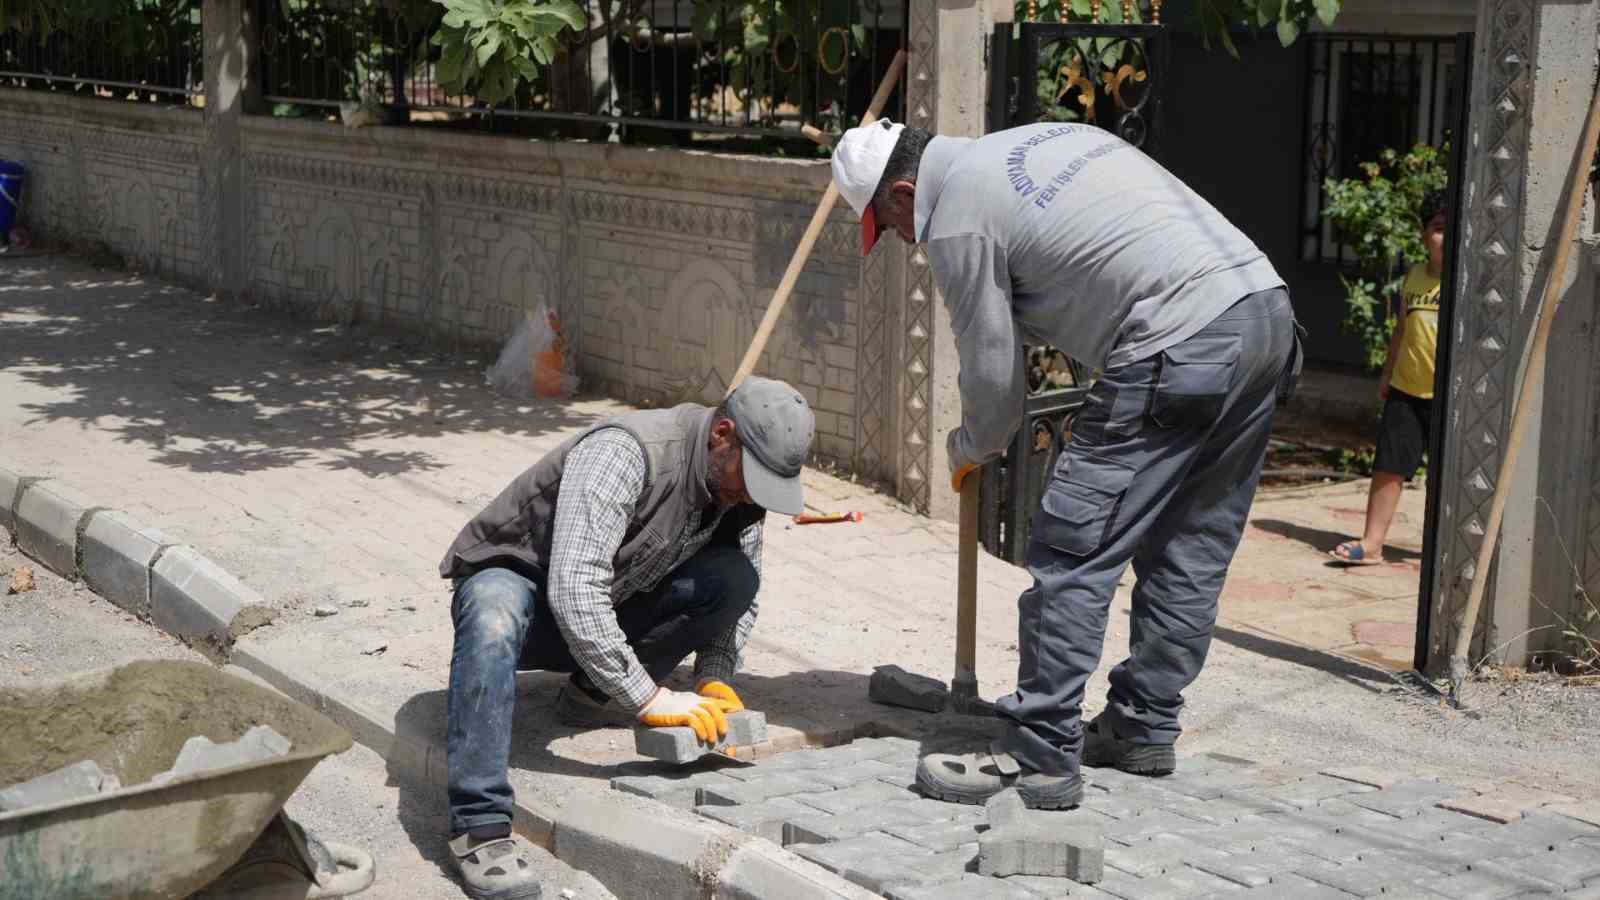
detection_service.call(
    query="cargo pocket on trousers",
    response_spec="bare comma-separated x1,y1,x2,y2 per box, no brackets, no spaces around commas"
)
1149,333,1242,429
1030,451,1136,558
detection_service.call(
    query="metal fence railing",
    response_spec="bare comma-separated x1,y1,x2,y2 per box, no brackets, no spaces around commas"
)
0,3,204,105
256,0,905,148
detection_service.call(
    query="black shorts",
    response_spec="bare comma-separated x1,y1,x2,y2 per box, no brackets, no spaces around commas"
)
1375,389,1433,479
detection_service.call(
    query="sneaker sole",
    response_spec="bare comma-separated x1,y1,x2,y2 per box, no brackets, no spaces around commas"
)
462,880,543,900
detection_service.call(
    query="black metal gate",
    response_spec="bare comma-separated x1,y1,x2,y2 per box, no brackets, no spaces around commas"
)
978,19,1170,562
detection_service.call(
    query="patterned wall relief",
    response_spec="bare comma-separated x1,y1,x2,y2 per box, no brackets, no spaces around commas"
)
304,206,362,321
662,257,753,405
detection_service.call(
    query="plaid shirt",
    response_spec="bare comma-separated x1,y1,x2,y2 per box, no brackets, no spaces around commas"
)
548,427,763,712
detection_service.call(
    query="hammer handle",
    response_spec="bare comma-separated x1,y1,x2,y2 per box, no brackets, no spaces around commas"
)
725,50,907,398
956,474,979,682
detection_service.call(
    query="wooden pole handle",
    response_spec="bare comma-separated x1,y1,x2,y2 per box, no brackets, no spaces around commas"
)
1450,74,1600,684
956,474,980,680
725,50,907,398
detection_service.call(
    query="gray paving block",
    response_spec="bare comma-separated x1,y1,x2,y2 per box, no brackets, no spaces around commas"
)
1244,872,1382,900
1165,794,1289,825
634,710,768,764
14,479,94,578
1499,841,1600,888
792,833,938,894
149,545,275,649
1311,797,1407,824
151,725,290,784
696,796,817,844
1360,807,1496,844
1273,827,1380,864
806,758,902,789
885,819,987,854
884,874,1041,900
1253,774,1377,809
876,763,920,791
0,466,21,537
698,773,833,807
1009,874,1123,898
1424,860,1562,899
80,509,172,618
795,779,919,815
1131,832,1236,869
1412,832,1538,867
730,748,833,775
1082,785,1187,820
869,664,948,712
1297,852,1445,897
1491,812,1600,852
0,760,119,811
979,806,1104,881
1103,807,1214,842
784,801,936,846
1091,866,1246,899
610,768,742,810
1104,842,1186,878
1156,769,1268,802
1187,848,1321,888
1349,779,1468,819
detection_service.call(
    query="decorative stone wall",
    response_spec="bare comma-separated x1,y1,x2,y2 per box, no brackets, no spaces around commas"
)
0,95,205,284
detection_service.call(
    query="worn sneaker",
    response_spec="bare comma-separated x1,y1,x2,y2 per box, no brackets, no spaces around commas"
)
915,741,1083,809
448,833,543,900
553,677,635,729
1081,716,1176,776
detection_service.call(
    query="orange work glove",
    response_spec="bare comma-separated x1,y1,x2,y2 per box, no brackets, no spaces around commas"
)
637,688,728,743
951,463,980,494
695,679,745,712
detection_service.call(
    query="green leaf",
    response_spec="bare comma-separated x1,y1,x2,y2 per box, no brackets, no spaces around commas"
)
1276,17,1299,46
1257,1,1274,27
441,0,495,27
1314,0,1340,25
526,0,585,31
512,54,540,80
476,28,501,65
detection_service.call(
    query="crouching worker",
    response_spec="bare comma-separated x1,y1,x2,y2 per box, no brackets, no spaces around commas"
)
436,377,815,899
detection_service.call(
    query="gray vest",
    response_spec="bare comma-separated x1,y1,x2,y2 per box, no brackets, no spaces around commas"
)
439,405,763,583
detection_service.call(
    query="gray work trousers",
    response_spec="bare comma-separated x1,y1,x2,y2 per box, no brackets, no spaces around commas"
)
996,287,1302,776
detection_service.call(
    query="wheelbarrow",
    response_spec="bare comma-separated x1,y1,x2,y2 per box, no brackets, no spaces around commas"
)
0,659,373,899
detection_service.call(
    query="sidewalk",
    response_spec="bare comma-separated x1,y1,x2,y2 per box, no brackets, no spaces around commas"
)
5,255,1593,816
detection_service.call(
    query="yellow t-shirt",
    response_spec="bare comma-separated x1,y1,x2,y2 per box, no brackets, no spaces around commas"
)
1390,263,1440,399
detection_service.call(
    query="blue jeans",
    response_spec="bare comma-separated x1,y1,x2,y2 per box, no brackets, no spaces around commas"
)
446,543,757,838
996,287,1302,776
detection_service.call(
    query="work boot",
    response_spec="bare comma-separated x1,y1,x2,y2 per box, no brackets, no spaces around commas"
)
553,675,634,729
449,833,543,900
915,741,1083,809
1081,715,1176,776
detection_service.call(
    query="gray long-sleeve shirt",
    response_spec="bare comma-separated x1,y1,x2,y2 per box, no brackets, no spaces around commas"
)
914,124,1285,473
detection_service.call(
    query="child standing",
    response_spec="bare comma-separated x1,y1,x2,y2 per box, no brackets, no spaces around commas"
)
1332,191,1446,565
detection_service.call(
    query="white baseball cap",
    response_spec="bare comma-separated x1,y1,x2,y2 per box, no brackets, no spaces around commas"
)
832,119,905,256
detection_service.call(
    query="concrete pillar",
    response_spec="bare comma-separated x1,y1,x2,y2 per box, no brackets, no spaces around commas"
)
201,0,260,300
896,0,999,520
1426,0,1599,671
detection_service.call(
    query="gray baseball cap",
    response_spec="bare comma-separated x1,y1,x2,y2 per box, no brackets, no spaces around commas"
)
726,377,814,516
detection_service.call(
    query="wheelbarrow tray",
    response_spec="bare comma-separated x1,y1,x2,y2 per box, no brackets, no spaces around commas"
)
0,659,352,900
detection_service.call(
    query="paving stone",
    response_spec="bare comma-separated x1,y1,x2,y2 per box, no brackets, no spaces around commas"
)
794,779,919,815
783,801,936,845
1192,872,1360,900
1134,832,1236,868
150,545,274,646
870,664,948,713
885,819,987,854
1082,786,1188,821
729,748,833,776
1312,797,1408,824
979,814,1104,881
1319,766,1416,790
697,796,818,843
151,725,291,784
1008,874,1122,897
1424,860,1563,899
80,509,171,618
1498,841,1600,888
1252,774,1377,809
1104,843,1186,878
1104,807,1214,842
1547,802,1600,829
1297,851,1446,897
1157,770,1270,802
1439,786,1578,825
610,768,742,810
805,758,902,789
1349,779,1468,819
847,736,923,760
1187,847,1322,888
1273,827,1381,864
0,760,120,811
1479,812,1596,852
1361,807,1497,844
791,833,937,893
875,764,920,791
883,873,1040,900
698,773,833,807
1091,865,1246,899
1166,794,1290,825
634,710,768,764
1411,832,1538,867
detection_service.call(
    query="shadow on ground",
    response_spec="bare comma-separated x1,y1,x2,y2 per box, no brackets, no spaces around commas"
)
0,261,599,477
1250,518,1422,564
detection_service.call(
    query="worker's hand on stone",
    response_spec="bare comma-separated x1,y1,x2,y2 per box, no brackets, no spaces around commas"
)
695,678,745,712
638,687,729,743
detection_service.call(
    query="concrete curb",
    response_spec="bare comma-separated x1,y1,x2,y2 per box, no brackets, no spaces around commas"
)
1,462,880,898
0,468,274,660
234,640,881,900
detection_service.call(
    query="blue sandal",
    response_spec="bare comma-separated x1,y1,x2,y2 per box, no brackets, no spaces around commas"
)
1330,541,1384,566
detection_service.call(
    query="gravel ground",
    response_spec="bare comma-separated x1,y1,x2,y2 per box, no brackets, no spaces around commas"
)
0,542,614,900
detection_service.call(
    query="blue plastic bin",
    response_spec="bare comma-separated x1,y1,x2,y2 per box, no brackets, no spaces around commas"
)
0,161,24,236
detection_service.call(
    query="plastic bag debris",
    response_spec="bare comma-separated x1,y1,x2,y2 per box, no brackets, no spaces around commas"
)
486,306,577,400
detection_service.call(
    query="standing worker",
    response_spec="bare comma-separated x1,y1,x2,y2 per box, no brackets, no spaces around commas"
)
436,377,814,898
832,120,1301,808
1331,191,1446,566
